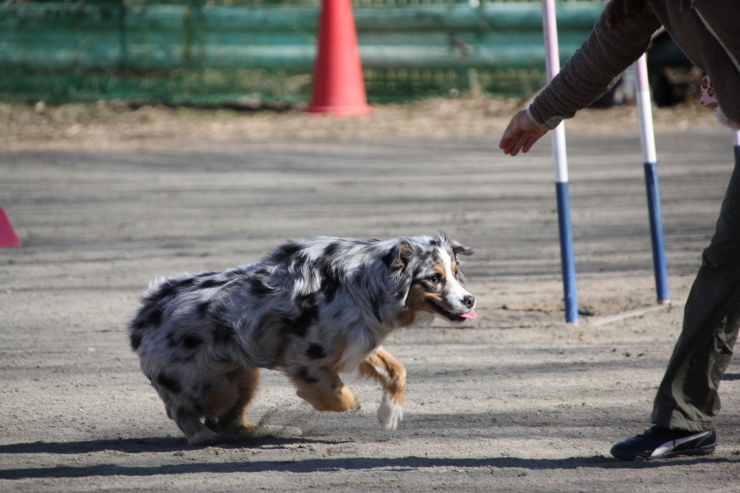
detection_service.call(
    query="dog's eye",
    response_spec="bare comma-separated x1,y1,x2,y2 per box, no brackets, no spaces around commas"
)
427,274,442,284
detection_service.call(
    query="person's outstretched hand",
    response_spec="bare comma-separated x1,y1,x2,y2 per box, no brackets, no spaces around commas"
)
499,110,549,156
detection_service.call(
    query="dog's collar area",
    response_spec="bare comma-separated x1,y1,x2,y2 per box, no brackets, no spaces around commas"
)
427,300,466,322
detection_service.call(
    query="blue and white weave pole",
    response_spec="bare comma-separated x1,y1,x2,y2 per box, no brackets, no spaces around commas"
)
542,0,578,324
634,54,670,304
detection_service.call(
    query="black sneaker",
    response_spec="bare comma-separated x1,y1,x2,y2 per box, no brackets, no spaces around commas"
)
610,425,716,461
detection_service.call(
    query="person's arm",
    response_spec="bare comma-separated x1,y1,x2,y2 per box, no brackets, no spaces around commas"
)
500,2,661,156
529,5,660,129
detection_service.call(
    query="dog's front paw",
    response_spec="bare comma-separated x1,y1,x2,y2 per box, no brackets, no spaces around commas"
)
377,392,403,430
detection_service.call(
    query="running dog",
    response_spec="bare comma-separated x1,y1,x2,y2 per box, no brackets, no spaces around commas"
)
128,233,477,444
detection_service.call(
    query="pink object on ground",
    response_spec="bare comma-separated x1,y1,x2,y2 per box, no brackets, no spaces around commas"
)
0,208,21,248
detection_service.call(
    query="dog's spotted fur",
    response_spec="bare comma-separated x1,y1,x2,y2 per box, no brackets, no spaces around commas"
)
129,233,476,444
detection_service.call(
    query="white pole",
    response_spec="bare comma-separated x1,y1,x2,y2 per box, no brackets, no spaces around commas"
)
635,56,657,164
542,0,569,183
634,54,670,303
542,0,578,324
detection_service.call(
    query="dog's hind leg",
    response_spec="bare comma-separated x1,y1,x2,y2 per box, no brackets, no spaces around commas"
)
289,367,355,413
358,347,406,430
218,366,261,437
203,366,261,438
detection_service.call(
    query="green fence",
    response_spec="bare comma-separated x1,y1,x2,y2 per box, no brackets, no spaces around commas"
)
0,0,607,104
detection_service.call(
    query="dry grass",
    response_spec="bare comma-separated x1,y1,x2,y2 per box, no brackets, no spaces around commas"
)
0,96,718,152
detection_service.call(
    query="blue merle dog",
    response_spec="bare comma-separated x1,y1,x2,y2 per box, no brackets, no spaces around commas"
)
129,233,477,444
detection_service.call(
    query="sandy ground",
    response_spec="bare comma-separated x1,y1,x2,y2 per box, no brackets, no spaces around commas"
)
1,99,739,491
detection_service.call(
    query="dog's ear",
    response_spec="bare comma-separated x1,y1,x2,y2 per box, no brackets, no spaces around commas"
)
451,241,474,257
439,231,474,257
384,241,411,271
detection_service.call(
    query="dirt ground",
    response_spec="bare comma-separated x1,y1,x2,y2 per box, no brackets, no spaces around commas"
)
1,98,739,492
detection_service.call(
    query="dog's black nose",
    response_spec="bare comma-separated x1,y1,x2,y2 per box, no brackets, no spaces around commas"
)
462,295,475,308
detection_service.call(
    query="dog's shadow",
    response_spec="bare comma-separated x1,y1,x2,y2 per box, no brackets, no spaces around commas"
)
0,435,343,456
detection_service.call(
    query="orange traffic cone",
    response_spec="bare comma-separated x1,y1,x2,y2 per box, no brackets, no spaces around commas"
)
308,0,371,116
0,208,21,248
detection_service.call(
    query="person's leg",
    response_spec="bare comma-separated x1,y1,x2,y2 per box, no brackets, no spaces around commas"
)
612,147,740,460
651,285,740,431
653,149,740,431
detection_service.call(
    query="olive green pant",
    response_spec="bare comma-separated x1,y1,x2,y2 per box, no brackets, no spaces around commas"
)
651,148,740,432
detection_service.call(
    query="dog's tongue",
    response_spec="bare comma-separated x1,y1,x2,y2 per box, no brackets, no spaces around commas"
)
459,310,477,319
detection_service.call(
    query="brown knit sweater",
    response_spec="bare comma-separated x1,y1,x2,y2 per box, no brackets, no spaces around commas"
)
528,0,740,130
